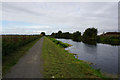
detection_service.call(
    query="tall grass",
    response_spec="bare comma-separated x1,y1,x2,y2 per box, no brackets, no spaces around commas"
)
2,35,41,56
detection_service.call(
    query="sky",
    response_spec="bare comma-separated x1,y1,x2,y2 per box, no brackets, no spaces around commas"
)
1,2,118,35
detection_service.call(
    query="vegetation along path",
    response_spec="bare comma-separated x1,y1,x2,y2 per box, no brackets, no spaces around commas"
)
4,37,44,78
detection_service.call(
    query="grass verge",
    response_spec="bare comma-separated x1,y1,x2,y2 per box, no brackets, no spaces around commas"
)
42,37,104,78
48,37,72,48
2,38,41,76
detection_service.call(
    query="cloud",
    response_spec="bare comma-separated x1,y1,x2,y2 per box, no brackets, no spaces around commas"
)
2,2,118,34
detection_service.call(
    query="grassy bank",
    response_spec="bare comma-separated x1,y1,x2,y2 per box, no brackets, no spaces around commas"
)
2,37,41,76
48,37,72,48
42,37,104,78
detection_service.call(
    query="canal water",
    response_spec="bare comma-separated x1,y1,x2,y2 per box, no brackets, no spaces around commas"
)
57,39,119,74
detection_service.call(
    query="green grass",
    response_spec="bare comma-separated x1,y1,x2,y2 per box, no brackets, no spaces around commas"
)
42,37,104,78
48,37,72,48
2,35,40,56
2,38,41,76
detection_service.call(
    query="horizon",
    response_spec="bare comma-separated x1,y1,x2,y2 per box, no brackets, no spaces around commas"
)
1,30,120,36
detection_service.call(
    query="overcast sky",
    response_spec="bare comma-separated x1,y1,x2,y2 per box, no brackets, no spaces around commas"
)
1,2,118,35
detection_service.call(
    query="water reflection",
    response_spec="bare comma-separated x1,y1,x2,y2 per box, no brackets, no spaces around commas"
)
57,39,118,74
118,46,120,75
83,43,97,55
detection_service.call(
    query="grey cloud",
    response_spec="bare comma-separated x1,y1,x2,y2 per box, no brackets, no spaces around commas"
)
2,2,44,16
2,2,118,34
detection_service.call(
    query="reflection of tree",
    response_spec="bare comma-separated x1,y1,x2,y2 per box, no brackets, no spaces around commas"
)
118,46,120,75
82,43,98,64
83,43,97,55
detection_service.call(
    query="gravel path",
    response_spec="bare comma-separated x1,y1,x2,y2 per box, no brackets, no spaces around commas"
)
4,37,44,78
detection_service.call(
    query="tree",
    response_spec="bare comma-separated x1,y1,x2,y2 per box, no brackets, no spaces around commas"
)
72,31,81,41
83,28,97,40
82,28,98,44
63,32,71,39
57,30,63,38
40,32,45,36
51,33,55,36
58,31,62,34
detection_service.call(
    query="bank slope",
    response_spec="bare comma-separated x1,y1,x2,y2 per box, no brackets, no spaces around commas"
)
42,37,104,78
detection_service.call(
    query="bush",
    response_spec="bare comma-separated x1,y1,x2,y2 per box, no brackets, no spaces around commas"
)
98,36,120,45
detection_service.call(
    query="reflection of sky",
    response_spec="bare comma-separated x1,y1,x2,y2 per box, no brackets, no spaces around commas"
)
58,39,118,74
1,2,118,35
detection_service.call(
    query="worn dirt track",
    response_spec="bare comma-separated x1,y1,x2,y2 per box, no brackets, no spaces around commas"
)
4,37,44,78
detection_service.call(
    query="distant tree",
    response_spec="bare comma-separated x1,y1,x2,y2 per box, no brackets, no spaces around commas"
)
51,32,55,36
82,28,98,44
58,31,62,34
72,31,81,41
40,32,45,36
63,32,71,39
57,30,63,38
83,28,97,40
51,32,55,37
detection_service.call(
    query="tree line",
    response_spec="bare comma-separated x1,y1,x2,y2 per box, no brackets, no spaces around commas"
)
41,28,120,45
50,28,98,44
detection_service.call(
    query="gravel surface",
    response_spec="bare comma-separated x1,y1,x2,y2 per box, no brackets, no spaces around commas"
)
4,37,44,78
